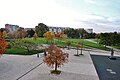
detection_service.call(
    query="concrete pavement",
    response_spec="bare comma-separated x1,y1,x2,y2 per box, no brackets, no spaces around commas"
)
19,49,99,80
0,54,43,80
0,49,99,80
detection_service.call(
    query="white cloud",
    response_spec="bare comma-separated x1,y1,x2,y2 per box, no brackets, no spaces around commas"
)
0,0,94,28
0,0,81,27
84,0,96,4
0,0,119,33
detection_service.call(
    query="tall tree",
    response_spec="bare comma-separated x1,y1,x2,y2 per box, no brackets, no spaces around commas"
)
64,28,88,38
35,23,49,37
78,28,88,39
100,33,111,48
26,29,35,37
64,28,76,38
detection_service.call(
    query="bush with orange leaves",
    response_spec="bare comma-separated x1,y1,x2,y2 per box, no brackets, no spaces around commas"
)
43,45,68,74
56,32,67,39
56,32,67,43
0,30,8,57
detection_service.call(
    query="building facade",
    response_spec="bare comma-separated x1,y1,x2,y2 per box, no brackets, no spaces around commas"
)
48,26,68,33
85,29,93,33
24,28,35,31
5,24,19,33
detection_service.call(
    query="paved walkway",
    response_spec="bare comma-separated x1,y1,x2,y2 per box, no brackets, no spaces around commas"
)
21,49,99,80
0,49,99,80
85,39,120,53
0,54,44,80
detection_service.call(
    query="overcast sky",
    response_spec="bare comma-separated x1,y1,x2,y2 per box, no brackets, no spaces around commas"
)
0,0,120,33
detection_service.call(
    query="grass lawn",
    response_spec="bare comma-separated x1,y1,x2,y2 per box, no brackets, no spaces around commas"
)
6,38,112,55
112,46,120,49
92,39,100,43
5,48,43,55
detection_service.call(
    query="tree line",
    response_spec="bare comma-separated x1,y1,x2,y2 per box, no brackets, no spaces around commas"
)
63,28,96,39
99,32,120,47
2,22,120,47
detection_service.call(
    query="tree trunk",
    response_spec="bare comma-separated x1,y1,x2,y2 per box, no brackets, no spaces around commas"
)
67,46,70,50
80,48,83,55
77,48,79,55
55,60,57,71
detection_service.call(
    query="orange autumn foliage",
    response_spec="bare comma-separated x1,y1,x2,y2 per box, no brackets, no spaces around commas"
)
43,45,68,71
56,32,67,39
66,41,71,46
0,30,8,57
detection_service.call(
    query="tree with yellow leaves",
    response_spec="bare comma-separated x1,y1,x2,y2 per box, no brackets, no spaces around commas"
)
43,31,55,44
33,33,38,40
43,45,69,74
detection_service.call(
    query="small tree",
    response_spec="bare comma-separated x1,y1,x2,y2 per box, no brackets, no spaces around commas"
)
66,41,71,49
74,43,80,56
79,44,83,55
43,31,55,44
56,32,67,43
43,45,68,74
33,33,38,40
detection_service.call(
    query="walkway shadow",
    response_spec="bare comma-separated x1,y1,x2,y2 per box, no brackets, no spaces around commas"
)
91,54,120,80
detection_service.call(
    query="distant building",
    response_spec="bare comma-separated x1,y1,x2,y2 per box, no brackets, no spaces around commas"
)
85,29,93,33
5,24,19,33
24,28,35,31
48,26,68,33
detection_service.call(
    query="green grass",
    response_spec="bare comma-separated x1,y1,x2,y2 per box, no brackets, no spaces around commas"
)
83,40,109,50
6,38,112,55
24,38,46,44
112,46,120,49
92,39,100,43
54,38,108,50
5,48,28,55
25,38,110,50
5,48,43,55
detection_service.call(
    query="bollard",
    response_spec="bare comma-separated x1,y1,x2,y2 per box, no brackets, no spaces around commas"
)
37,53,39,58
